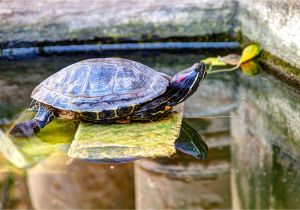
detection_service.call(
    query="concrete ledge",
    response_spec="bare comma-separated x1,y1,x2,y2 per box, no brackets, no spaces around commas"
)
1,0,300,78
0,0,237,46
239,0,300,70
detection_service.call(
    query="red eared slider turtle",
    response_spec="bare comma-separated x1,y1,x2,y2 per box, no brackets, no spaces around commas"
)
10,58,206,136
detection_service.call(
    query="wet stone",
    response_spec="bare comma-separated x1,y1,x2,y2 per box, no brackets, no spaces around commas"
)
68,105,184,162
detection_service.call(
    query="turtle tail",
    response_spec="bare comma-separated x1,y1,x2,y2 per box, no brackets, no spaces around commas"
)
10,103,55,137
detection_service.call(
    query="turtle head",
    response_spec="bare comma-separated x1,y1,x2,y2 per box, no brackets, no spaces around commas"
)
166,62,206,106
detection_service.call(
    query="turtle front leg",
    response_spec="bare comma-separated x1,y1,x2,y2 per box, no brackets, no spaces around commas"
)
132,103,172,121
10,103,55,137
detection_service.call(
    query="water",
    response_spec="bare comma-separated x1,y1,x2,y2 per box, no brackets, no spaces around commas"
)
0,49,299,209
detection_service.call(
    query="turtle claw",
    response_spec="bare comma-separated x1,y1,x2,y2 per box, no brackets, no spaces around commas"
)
9,120,40,137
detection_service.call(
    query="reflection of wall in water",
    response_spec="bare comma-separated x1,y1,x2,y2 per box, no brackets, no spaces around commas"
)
231,72,300,209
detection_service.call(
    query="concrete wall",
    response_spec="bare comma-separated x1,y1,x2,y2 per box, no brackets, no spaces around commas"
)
230,71,300,209
0,0,237,46
238,0,300,71
0,0,299,77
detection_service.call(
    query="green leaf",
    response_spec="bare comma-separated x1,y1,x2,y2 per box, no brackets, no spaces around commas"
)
239,44,261,64
241,59,260,76
201,57,227,66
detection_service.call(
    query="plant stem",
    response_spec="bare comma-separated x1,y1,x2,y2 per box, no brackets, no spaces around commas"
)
207,64,240,74
207,64,213,72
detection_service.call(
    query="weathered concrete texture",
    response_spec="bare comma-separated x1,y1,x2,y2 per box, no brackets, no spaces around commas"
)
27,153,135,209
239,0,300,71
231,72,300,209
134,150,231,209
0,0,237,46
231,110,273,209
237,72,300,158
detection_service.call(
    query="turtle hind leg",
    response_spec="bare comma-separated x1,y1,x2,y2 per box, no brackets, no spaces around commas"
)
9,120,40,137
10,103,55,137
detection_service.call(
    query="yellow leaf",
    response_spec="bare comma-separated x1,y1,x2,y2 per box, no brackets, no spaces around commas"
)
201,57,227,66
239,44,261,64
241,60,260,76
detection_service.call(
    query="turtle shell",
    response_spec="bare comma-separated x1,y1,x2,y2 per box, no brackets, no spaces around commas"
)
31,58,170,112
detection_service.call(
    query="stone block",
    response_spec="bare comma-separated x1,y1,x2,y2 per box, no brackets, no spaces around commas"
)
27,153,135,209
239,0,300,70
230,71,300,209
0,0,237,46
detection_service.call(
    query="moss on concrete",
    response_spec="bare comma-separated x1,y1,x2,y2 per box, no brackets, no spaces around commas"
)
68,105,183,161
260,51,300,78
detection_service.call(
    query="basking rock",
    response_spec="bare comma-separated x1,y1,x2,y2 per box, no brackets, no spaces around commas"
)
68,105,184,162
1,105,184,167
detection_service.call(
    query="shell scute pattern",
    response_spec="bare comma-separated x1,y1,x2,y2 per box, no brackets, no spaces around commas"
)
32,58,169,112
83,63,116,96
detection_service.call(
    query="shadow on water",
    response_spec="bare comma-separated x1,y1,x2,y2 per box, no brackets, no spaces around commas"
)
0,47,299,209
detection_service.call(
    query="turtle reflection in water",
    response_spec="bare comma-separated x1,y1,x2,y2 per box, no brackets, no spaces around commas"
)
11,58,207,137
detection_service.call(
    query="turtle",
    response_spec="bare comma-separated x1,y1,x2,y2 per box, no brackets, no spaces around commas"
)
10,58,206,137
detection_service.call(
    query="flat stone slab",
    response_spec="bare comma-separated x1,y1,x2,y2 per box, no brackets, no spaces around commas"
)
68,105,183,162
1,105,183,167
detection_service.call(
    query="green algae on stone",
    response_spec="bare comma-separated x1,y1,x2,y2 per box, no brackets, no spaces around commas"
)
68,105,184,161
0,111,78,168
0,154,25,174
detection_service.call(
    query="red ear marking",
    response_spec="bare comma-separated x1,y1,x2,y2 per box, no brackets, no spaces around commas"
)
177,75,187,82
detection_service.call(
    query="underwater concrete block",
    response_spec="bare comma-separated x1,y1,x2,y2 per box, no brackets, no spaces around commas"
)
134,150,231,209
27,153,134,209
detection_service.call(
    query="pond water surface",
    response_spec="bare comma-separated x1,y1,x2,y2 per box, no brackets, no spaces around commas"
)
0,49,299,209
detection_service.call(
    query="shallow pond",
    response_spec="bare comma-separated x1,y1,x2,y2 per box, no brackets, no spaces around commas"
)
0,48,299,209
